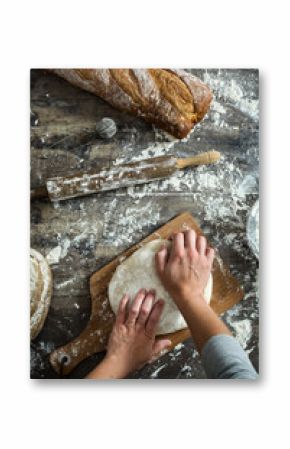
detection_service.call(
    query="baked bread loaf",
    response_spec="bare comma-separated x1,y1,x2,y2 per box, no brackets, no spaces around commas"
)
30,249,52,340
52,69,212,139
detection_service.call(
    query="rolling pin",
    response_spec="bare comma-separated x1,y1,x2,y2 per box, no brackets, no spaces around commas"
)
31,150,220,202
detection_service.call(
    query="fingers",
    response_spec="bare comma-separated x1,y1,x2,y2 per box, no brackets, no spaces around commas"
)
170,232,185,261
152,338,171,360
145,299,165,338
169,230,213,261
126,289,147,326
196,235,207,255
136,291,155,326
184,229,196,254
116,294,129,325
206,247,215,264
155,246,168,275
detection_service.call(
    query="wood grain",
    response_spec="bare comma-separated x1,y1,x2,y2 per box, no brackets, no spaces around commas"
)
50,212,244,375
31,69,259,379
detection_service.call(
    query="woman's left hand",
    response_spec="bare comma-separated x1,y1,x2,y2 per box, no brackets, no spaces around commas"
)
87,289,171,379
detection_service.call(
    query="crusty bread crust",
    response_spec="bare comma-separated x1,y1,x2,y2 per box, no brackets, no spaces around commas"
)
52,69,212,139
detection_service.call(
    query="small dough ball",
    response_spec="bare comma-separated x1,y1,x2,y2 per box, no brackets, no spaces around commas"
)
108,239,213,335
95,117,117,139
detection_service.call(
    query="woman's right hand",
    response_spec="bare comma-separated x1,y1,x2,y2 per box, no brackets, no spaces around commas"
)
155,230,214,305
155,230,232,355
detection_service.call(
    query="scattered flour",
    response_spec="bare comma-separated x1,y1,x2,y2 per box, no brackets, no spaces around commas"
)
124,153,258,229
55,278,76,290
102,199,161,246
230,319,253,351
150,363,167,378
114,140,176,165
237,175,258,196
174,343,185,351
46,237,71,266
203,71,259,122
30,341,55,376
46,246,62,265
212,100,227,115
168,342,185,361
177,364,193,378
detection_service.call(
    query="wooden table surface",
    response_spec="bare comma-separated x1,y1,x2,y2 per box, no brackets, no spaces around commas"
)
30,69,259,379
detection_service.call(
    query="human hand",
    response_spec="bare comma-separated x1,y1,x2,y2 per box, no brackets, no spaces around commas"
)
155,230,214,305
103,289,171,378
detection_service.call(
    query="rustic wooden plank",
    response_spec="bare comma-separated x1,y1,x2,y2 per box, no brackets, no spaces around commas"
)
30,69,259,379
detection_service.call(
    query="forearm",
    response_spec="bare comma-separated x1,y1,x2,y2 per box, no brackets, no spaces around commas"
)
175,292,231,353
201,334,258,379
174,292,257,379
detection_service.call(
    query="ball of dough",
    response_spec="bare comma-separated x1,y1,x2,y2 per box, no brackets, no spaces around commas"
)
30,249,53,340
108,239,213,335
95,117,117,139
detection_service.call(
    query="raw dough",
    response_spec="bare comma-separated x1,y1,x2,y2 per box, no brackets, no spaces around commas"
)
108,239,213,335
30,249,53,340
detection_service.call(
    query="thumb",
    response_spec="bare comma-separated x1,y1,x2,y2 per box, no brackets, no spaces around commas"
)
150,338,171,362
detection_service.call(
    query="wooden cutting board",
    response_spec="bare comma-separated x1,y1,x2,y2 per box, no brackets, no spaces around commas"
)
50,212,244,375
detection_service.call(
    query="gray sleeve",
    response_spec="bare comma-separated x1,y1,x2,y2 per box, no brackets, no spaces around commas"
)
201,334,258,379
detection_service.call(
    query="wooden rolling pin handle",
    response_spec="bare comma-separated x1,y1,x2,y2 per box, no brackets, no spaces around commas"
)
177,150,221,169
30,185,49,200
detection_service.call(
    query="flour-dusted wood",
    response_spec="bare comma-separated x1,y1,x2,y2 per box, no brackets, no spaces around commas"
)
52,69,212,139
49,212,244,375
35,151,220,202
31,69,259,379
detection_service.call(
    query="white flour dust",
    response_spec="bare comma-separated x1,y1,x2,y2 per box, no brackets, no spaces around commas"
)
102,199,161,247
203,71,259,122
113,139,176,166
167,342,185,361
177,364,193,378
30,341,55,375
46,246,62,265
124,153,258,228
230,319,253,352
150,363,167,378
55,278,76,290
46,237,70,265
